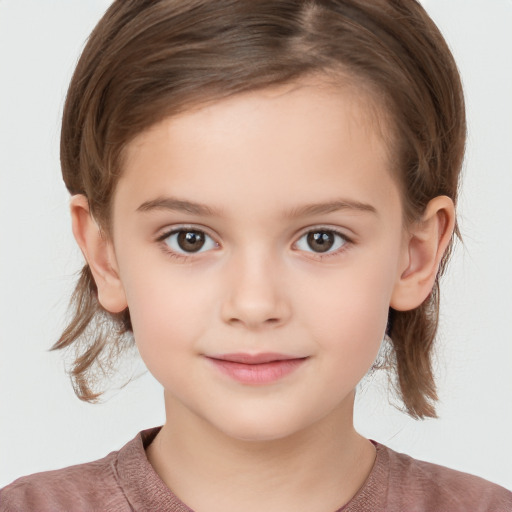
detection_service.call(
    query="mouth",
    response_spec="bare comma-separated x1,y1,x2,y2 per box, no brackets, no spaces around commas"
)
205,352,309,385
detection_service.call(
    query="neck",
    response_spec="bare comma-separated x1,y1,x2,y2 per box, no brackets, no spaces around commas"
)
147,391,376,512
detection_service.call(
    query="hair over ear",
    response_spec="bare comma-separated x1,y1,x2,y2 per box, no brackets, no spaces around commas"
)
386,196,456,418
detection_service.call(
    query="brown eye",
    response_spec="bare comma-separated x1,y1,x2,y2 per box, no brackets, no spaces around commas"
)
306,231,335,253
177,231,205,252
296,229,348,255
163,229,217,254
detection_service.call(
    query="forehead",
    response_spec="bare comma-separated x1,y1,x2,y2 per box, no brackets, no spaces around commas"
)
126,76,390,157
115,78,400,224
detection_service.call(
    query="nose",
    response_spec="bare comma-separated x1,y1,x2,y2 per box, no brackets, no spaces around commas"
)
220,248,291,330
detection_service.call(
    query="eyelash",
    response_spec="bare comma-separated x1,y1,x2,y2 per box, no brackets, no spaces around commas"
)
156,227,218,263
156,225,352,262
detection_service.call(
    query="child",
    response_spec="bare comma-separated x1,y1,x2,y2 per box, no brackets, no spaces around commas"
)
1,0,511,510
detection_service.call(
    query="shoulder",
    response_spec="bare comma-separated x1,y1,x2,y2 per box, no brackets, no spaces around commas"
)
0,450,128,512
382,443,512,512
0,440,134,512
0,427,185,512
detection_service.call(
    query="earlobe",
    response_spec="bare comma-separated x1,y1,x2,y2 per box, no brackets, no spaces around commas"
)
390,196,455,312
70,194,128,313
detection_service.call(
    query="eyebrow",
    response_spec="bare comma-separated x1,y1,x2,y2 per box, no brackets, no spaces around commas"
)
136,196,378,218
284,199,378,218
137,197,219,216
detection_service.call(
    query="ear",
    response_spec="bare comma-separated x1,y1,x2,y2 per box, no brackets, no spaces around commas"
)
390,196,455,311
70,194,128,313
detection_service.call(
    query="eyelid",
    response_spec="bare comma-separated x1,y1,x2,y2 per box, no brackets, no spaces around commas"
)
295,224,352,239
155,224,218,242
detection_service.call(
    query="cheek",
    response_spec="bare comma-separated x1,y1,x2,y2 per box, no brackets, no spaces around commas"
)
120,261,216,368
300,252,398,361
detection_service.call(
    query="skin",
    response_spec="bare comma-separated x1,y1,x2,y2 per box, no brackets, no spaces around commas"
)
71,77,455,512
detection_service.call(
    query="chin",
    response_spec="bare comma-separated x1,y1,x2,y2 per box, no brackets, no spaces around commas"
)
210,407,321,443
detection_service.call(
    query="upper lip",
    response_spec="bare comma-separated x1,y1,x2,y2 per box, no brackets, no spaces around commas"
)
207,353,306,364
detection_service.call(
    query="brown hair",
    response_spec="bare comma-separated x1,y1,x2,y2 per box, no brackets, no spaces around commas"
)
53,0,466,418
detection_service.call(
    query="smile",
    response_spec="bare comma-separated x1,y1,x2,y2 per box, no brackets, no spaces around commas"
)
205,353,308,385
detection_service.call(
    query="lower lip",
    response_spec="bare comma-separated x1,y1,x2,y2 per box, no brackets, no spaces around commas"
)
206,357,307,385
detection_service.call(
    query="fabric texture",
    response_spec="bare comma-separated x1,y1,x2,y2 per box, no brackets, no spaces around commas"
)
1,427,511,512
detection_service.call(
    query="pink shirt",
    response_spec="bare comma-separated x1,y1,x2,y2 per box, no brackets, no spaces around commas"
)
1,427,511,511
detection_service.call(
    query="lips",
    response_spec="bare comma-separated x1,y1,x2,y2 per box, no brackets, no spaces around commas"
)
211,352,302,364
205,352,308,384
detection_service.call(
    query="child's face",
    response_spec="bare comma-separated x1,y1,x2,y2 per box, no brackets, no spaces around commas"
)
109,78,408,441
